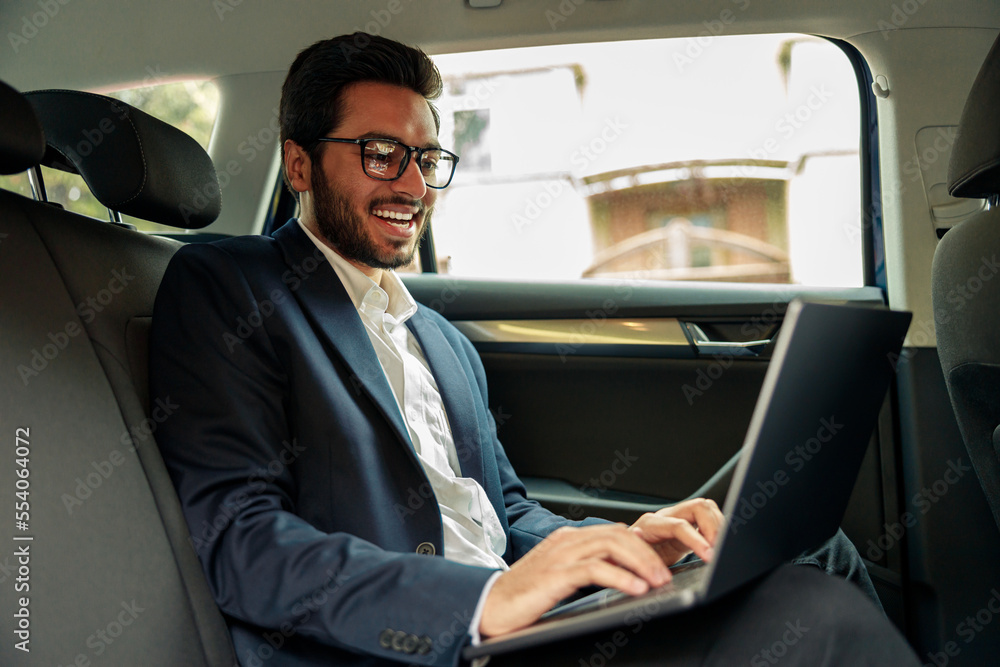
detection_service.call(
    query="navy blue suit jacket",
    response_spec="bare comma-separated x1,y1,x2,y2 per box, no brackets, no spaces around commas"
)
150,221,595,666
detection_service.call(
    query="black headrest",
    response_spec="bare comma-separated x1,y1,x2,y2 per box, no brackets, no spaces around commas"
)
949,33,1000,199
24,90,221,229
0,80,45,175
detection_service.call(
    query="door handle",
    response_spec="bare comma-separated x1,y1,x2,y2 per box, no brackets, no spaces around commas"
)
681,322,771,357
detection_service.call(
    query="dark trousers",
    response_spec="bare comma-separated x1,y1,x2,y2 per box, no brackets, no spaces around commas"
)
490,565,919,666
487,532,918,666
791,527,884,612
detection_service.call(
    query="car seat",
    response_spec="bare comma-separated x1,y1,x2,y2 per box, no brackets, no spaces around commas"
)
0,80,236,665
932,32,1000,535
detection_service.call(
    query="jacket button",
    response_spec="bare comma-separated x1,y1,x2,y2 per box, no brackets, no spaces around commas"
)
416,542,436,555
378,629,395,648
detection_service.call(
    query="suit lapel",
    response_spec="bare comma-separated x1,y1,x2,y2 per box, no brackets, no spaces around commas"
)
272,222,414,456
406,310,487,486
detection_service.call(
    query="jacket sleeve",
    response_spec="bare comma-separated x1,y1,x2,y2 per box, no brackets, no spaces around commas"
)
150,243,495,666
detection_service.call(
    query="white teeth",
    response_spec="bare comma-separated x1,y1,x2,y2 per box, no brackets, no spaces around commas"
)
373,209,414,222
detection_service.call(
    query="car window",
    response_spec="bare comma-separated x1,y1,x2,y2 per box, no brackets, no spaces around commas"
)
428,35,864,287
0,80,219,234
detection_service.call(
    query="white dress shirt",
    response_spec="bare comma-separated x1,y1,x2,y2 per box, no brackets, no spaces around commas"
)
298,220,510,573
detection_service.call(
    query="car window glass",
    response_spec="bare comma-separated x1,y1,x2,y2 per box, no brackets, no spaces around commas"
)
428,35,863,287
0,80,219,234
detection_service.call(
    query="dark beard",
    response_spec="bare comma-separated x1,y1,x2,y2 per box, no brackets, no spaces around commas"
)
310,161,427,271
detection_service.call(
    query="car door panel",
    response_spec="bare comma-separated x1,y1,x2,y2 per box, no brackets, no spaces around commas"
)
404,275,889,545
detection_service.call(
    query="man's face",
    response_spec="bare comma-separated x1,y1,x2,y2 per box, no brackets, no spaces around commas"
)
309,81,439,272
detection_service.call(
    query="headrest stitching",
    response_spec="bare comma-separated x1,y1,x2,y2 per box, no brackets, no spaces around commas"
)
30,89,149,210
107,111,148,209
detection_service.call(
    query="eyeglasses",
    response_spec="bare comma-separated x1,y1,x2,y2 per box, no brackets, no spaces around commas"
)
317,137,460,189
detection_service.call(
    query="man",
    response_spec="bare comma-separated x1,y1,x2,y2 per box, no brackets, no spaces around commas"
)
150,33,919,666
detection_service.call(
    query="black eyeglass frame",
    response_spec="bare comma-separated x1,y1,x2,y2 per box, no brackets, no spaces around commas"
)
316,137,460,189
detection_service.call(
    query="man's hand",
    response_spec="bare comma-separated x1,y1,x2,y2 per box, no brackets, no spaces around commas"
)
479,498,722,638
629,497,724,566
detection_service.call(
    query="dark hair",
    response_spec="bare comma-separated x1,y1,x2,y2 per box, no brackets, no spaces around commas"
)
279,32,443,196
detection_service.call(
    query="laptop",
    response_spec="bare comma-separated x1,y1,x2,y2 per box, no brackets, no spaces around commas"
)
464,299,912,660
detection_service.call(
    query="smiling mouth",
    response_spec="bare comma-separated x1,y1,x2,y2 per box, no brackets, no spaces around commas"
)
372,208,415,223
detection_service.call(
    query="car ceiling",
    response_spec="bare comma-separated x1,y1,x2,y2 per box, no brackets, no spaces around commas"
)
1,0,999,91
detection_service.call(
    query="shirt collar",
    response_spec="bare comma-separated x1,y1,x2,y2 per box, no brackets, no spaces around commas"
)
297,218,418,324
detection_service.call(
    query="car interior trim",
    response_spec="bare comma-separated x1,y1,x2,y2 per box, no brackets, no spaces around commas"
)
451,317,690,347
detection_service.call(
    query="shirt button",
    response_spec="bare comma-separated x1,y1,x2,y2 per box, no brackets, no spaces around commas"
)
416,542,436,556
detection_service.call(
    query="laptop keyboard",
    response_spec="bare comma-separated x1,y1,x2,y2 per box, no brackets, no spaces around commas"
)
542,560,710,622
